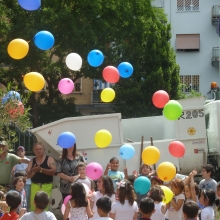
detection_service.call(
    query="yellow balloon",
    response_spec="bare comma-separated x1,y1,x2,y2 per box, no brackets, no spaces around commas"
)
23,72,45,92
7,39,29,59
157,162,176,182
94,129,112,148
142,146,160,165
101,88,115,102
161,185,174,204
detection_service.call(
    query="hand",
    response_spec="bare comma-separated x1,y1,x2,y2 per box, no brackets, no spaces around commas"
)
19,208,26,216
191,169,197,176
149,170,156,176
132,170,138,178
106,163,111,170
31,164,41,174
124,167,128,174
68,176,75,182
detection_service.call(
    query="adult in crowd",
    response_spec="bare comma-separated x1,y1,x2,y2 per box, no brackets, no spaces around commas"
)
26,142,56,211
56,143,86,200
12,146,31,211
0,141,29,189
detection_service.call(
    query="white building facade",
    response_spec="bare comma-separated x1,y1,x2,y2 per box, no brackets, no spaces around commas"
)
152,0,220,97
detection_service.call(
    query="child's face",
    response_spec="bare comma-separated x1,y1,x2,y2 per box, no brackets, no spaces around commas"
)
184,185,192,199
201,169,211,179
171,183,179,195
141,165,151,175
97,177,104,191
217,187,220,198
110,159,119,171
151,179,159,186
15,178,24,191
78,166,86,175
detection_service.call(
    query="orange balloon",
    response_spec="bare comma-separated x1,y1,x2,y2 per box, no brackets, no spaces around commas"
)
157,162,176,182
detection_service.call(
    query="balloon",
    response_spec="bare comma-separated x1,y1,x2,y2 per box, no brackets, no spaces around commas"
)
57,132,76,149
157,162,176,182
94,129,112,148
163,100,183,120
6,91,21,101
152,90,169,108
142,146,160,165
34,31,55,50
7,39,29,60
161,185,174,204
2,97,9,105
102,66,120,83
134,176,151,195
119,144,135,160
23,72,45,92
87,50,104,67
82,183,90,196
117,62,133,78
86,162,103,180
63,195,72,206
6,101,24,119
101,88,115,102
169,141,185,158
65,53,82,71
61,204,70,218
18,0,41,11
58,78,74,94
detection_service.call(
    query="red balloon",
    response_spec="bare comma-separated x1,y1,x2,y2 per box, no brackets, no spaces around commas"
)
169,141,185,158
102,66,120,83
152,90,169,108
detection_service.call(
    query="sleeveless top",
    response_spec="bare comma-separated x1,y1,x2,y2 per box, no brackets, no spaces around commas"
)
151,202,165,220
31,156,53,183
68,201,88,220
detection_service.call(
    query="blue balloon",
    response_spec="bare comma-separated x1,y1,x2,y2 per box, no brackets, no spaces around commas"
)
87,50,104,67
134,176,151,195
57,132,76,149
117,62,134,78
18,0,41,11
119,144,135,160
2,96,9,105
34,31,55,50
6,91,21,101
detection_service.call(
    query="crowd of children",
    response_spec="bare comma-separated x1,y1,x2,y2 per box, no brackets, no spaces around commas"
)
1,154,220,220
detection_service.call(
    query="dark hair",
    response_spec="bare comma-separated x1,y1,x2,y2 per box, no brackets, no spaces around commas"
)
70,182,88,207
12,176,26,188
183,201,199,218
34,191,49,209
151,176,163,185
109,157,119,163
140,198,155,214
118,179,136,205
202,164,214,177
61,143,77,160
96,197,111,213
77,162,87,170
6,191,21,211
149,186,164,202
194,183,199,196
102,176,115,197
198,189,216,206
171,179,184,193
139,164,152,174
14,171,26,178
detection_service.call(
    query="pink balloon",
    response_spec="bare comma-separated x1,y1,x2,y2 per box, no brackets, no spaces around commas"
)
63,195,72,206
61,204,70,217
86,162,103,180
169,141,185,158
58,78,74,94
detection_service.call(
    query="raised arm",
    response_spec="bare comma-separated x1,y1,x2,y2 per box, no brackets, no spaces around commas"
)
26,159,34,179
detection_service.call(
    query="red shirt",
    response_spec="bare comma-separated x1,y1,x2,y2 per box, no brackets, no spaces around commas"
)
0,212,19,220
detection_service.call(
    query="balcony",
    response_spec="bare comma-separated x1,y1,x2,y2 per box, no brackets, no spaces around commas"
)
211,47,219,66
212,5,220,25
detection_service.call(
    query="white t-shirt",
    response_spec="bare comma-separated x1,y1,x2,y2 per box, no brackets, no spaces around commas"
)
201,206,214,220
199,179,217,192
165,193,185,220
20,211,57,220
151,202,165,220
96,218,113,220
90,191,116,220
76,177,94,191
110,200,138,220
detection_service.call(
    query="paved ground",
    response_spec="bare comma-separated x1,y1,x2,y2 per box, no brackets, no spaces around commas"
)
52,208,63,220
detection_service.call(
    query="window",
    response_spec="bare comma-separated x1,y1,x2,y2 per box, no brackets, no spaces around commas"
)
176,34,200,52
180,75,200,93
177,0,199,12
72,78,82,93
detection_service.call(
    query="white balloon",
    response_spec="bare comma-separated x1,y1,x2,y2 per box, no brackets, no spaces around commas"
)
82,183,90,196
65,53,82,71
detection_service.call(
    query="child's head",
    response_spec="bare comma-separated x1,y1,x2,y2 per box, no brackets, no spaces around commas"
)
97,176,114,197
139,198,155,218
201,164,214,179
151,176,163,186
109,157,119,171
96,197,111,217
77,162,87,176
14,171,26,178
148,186,164,202
217,182,220,198
183,201,199,219
6,191,21,212
139,164,151,176
199,189,216,207
34,191,49,210
170,179,184,195
70,182,88,207
117,179,136,205
12,176,25,191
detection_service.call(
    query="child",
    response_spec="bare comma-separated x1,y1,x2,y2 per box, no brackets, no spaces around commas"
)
214,182,220,219
90,176,115,220
139,198,155,220
75,162,95,192
96,197,113,220
151,176,163,187
148,186,166,220
132,164,154,179
182,200,199,220
64,182,93,220
104,157,127,191
109,180,138,220
165,179,185,220
20,191,56,220
199,189,215,220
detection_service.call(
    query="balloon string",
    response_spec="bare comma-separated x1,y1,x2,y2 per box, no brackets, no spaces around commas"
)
27,40,31,43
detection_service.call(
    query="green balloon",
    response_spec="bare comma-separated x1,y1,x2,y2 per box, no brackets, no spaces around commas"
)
163,100,182,120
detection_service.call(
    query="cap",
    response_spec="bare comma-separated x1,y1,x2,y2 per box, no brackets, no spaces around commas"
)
0,141,8,146
17,146,25,151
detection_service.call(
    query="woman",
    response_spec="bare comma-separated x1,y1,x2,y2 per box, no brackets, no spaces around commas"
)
56,144,86,200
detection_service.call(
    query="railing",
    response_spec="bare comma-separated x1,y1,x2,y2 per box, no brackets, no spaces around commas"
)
211,47,219,66
212,5,220,25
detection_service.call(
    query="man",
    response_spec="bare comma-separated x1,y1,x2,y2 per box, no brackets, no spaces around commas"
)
26,142,56,211
0,141,29,188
